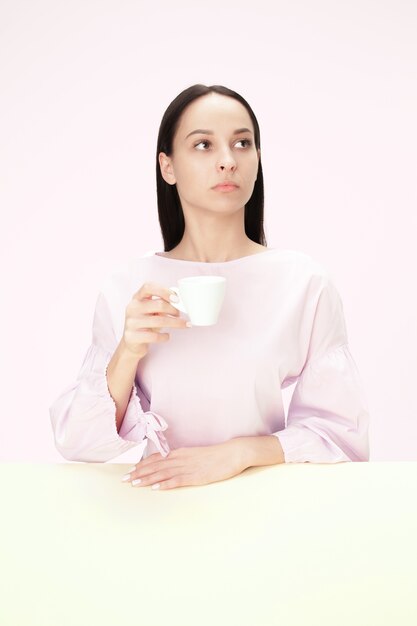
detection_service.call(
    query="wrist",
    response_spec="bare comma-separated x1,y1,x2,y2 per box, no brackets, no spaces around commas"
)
234,435,285,469
119,338,145,362
107,339,142,384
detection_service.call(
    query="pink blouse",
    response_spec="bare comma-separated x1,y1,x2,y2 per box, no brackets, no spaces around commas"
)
49,248,370,463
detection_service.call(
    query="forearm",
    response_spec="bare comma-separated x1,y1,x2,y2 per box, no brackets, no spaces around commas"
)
235,435,285,469
106,339,142,433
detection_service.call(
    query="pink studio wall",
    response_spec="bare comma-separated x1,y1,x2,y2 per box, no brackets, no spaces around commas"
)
1,0,416,463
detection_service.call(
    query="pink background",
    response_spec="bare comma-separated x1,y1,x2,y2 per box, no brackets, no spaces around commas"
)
1,0,416,462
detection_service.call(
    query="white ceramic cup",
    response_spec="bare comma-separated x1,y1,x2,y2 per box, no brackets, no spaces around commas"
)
169,276,226,326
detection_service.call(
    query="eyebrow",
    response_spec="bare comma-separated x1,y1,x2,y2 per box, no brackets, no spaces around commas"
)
185,127,253,139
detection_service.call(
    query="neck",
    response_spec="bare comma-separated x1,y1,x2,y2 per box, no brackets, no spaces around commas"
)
170,210,261,263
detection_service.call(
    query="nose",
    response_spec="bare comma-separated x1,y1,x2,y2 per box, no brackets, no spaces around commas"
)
217,147,237,172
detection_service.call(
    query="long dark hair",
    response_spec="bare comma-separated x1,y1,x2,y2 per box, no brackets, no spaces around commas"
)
156,84,266,251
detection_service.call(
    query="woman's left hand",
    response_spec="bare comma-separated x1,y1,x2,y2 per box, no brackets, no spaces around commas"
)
121,439,248,490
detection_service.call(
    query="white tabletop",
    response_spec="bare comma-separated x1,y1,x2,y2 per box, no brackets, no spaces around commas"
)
1,462,416,626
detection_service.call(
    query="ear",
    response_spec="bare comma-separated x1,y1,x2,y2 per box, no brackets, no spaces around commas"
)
159,152,176,185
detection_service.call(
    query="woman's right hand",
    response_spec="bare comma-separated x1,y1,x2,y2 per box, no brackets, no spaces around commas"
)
121,282,190,359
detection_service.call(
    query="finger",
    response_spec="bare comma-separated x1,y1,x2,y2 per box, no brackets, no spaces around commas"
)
139,297,181,317
123,328,170,346
132,282,177,306
156,476,191,490
126,315,189,330
122,459,166,485
135,452,166,466
129,453,164,470
131,468,184,488
139,448,181,464
127,297,180,318
131,460,184,482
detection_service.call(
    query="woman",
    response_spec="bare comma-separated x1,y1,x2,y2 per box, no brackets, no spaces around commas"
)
49,84,370,490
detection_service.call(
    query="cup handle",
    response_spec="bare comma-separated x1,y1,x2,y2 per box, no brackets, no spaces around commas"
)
169,287,187,313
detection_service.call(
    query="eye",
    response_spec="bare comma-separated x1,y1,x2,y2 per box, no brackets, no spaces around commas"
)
236,139,252,148
193,138,253,150
194,140,211,150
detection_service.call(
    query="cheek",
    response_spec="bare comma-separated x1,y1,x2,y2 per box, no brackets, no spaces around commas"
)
242,156,259,181
173,163,190,184
238,149,257,166
174,164,205,197
177,161,205,186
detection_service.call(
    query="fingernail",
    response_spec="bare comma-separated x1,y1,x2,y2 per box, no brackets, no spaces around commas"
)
186,321,192,327
169,294,179,303
127,466,137,473
151,483,160,490
131,478,142,486
121,474,131,482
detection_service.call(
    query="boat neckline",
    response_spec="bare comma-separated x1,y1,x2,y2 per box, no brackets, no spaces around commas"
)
152,247,282,266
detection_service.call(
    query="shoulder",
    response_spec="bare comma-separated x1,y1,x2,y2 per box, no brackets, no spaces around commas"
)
98,251,156,301
265,248,332,282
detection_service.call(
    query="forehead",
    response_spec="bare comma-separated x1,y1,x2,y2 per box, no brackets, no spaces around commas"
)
176,93,253,138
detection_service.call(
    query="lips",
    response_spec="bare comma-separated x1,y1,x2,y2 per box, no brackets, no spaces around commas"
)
212,182,239,190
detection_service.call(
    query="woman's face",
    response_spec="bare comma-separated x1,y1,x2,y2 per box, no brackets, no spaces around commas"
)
159,93,260,216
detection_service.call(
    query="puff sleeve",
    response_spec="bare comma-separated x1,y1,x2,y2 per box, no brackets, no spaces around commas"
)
49,291,170,462
274,277,370,463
